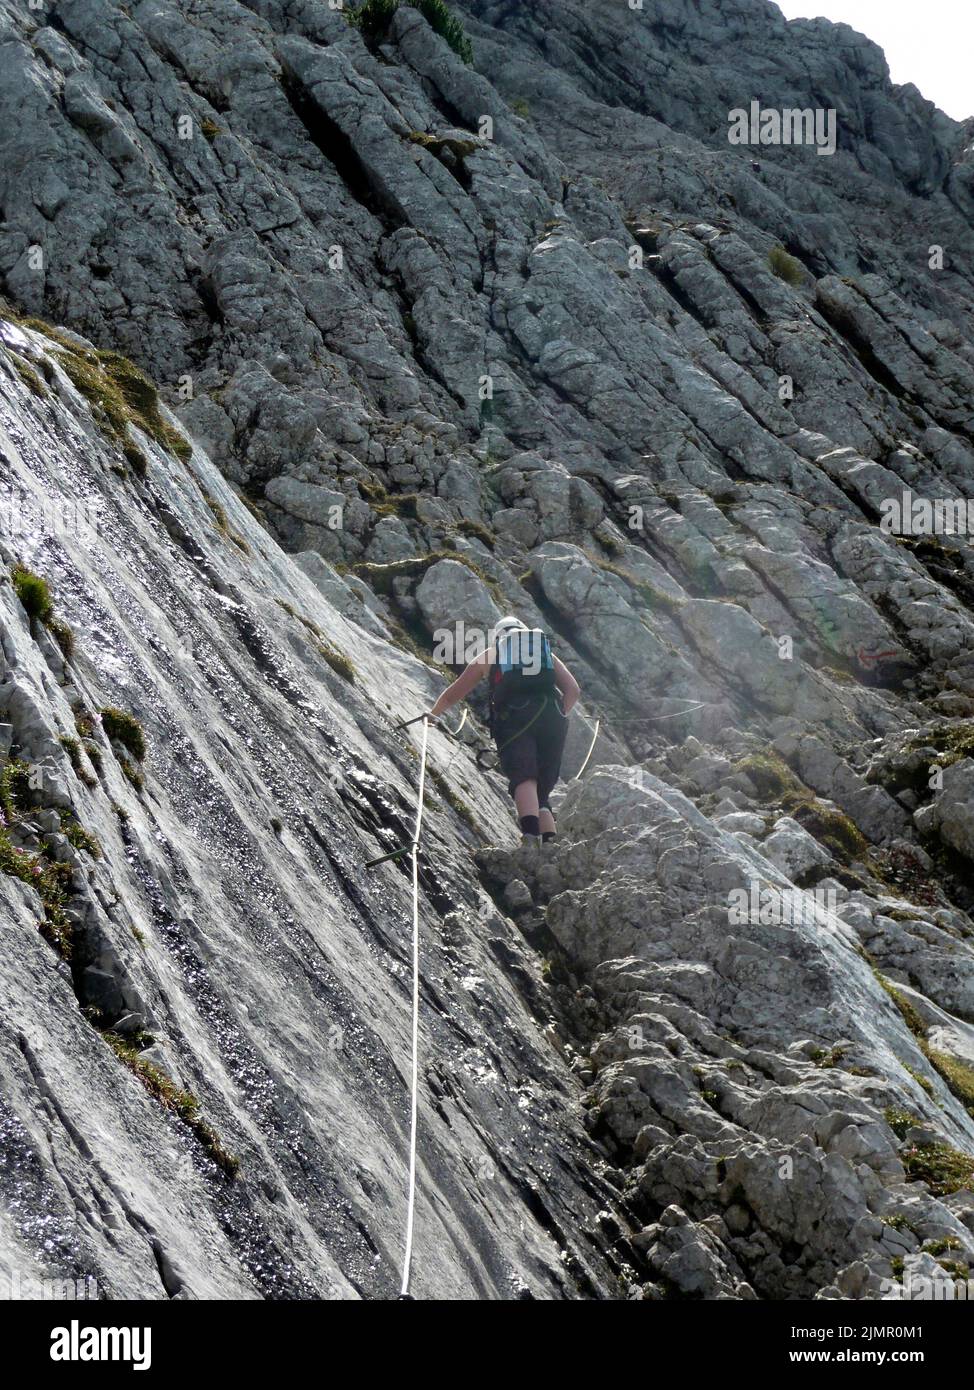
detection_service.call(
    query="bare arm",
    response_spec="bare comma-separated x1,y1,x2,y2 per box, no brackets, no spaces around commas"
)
428,653,489,718
553,655,580,713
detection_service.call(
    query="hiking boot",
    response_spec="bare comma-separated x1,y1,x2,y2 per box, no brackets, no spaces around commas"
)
516,834,542,871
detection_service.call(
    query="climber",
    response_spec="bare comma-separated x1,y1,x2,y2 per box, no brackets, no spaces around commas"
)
425,616,580,846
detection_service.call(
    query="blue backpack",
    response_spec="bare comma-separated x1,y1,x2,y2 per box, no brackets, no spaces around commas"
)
488,627,556,727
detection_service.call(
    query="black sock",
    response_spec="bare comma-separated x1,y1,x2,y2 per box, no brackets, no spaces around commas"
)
519,815,540,837
542,831,556,843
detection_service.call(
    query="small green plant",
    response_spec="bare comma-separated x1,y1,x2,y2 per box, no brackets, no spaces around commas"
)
350,0,473,64
884,1105,920,1141
0,758,33,820
449,518,496,549
581,553,686,613
11,354,49,398
0,833,74,955
811,1045,847,1069
905,721,974,772
124,443,148,478
100,707,146,762
410,0,473,63
274,599,357,682
59,811,101,859
372,492,421,520
904,1063,935,1097
427,766,478,832
510,97,531,119
58,735,97,789
352,548,503,603
200,118,223,141
923,1237,961,1256
0,758,75,956
349,0,400,43
317,641,357,684
11,315,187,463
877,969,974,1115
769,245,805,286
876,971,927,1038
52,341,191,462
407,131,478,160
925,1049,974,1118
102,1032,239,1178
11,563,53,623
900,1141,974,1197
201,487,250,554
48,618,75,662
733,751,806,799
121,759,145,791
10,563,77,663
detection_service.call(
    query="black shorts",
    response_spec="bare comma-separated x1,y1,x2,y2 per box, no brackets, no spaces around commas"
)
494,696,568,807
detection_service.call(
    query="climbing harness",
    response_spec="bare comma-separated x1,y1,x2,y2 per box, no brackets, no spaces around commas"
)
495,694,551,752
475,693,557,772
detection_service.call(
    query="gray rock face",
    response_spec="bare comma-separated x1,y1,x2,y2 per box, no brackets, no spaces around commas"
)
1,0,973,1301
914,759,974,861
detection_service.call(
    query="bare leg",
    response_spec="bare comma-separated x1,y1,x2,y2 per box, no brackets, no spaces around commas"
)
514,780,540,819
539,806,556,836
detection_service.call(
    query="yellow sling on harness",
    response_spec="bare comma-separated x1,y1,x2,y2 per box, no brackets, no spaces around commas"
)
493,693,556,755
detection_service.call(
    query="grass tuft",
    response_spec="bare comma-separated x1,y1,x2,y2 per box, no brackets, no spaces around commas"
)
100,707,146,762
0,758,75,956
317,641,357,684
11,563,53,623
900,1141,974,1197
11,354,49,398
102,1031,239,1178
59,735,98,789
350,0,473,63
13,313,190,462
10,563,77,664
